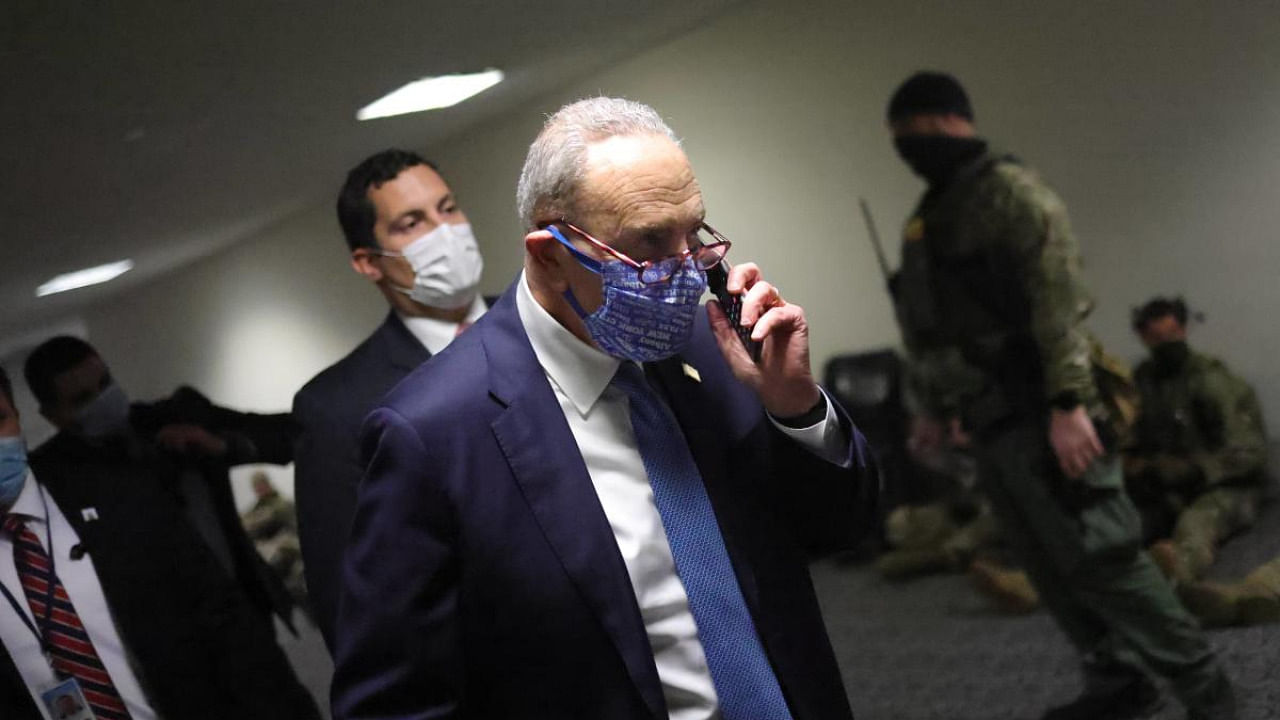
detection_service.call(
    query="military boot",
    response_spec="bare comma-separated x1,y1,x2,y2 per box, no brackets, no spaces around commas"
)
1041,675,1163,720
969,559,1040,614
1178,560,1280,628
1238,555,1280,625
1177,582,1242,627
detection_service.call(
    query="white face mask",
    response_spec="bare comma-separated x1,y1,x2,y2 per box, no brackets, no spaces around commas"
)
386,222,484,310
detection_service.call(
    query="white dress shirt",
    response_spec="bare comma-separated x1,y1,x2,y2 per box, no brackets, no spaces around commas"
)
514,272,847,719
0,472,158,720
399,294,488,356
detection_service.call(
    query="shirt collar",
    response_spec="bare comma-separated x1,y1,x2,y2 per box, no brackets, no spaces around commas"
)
6,471,45,525
397,294,488,355
515,270,620,417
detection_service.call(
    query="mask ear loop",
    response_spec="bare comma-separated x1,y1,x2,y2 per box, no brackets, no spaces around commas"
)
546,225,602,319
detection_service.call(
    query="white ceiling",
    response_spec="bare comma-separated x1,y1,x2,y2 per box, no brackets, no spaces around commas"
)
0,0,744,339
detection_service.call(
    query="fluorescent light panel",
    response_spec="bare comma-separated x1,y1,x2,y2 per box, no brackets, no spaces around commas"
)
357,69,504,121
37,259,134,297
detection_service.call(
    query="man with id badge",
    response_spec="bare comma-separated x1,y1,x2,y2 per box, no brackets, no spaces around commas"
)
0,365,318,719
0,366,143,719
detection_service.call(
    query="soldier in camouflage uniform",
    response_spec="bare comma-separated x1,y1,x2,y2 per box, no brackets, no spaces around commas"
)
1126,297,1268,585
885,72,1234,720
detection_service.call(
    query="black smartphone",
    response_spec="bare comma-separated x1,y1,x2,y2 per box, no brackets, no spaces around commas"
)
706,260,762,362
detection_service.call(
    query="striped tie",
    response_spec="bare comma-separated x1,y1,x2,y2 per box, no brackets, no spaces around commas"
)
4,514,132,719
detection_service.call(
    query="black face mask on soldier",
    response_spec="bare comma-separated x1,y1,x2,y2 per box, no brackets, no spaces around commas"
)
894,135,988,186
1150,340,1191,374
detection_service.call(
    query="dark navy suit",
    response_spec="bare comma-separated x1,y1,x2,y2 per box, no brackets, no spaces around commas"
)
293,312,430,648
332,282,880,719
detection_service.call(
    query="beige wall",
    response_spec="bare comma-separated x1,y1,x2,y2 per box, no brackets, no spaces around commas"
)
13,0,1279,507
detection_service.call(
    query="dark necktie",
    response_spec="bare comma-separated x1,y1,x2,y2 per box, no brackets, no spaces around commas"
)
611,363,793,720
4,514,132,719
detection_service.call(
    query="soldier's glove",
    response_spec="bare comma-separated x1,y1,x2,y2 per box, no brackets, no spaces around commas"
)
1151,454,1204,489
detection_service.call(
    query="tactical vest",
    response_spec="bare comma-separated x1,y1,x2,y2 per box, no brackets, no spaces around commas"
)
893,154,1045,431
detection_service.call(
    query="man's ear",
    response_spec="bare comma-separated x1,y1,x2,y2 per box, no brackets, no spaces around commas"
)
350,248,383,283
525,229,570,292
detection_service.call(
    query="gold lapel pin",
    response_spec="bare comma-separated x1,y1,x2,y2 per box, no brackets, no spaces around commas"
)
682,363,702,383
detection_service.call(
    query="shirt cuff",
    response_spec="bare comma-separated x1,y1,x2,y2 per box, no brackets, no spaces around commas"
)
768,388,852,467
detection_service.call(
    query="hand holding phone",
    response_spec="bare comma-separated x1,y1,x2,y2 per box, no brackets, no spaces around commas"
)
706,260,762,362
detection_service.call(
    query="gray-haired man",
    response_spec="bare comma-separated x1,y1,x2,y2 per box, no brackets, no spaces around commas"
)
331,97,880,719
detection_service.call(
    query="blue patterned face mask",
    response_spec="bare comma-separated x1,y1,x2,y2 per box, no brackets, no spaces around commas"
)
0,436,28,510
548,226,706,363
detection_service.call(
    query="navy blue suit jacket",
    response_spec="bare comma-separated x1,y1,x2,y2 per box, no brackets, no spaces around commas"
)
332,282,879,719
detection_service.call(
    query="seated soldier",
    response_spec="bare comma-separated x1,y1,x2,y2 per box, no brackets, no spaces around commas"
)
241,471,308,615
971,299,1270,619
877,416,1041,613
876,427,1000,579
1126,297,1269,584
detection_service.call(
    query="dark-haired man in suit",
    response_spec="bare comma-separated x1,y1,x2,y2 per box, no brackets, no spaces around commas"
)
23,335,300,637
0,366,318,719
292,149,489,648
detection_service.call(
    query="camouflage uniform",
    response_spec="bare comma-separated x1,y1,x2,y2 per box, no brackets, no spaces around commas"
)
242,489,309,614
894,151,1231,715
1128,350,1268,582
877,450,1003,580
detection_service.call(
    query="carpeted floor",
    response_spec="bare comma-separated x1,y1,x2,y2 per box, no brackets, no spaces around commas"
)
279,500,1280,720
813,500,1280,719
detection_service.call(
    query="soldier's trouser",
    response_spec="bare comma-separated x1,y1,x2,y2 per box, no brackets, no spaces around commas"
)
975,422,1231,714
1173,486,1262,581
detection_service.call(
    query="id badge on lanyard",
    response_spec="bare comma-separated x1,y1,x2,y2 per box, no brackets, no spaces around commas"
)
2,486,99,719
40,677,96,720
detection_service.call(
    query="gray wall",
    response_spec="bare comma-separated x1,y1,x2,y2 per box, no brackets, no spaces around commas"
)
9,0,1279,508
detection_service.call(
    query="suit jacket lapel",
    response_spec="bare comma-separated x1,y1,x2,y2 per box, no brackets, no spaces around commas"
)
482,287,667,719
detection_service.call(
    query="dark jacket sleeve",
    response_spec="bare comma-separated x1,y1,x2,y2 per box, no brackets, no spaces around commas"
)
132,386,298,465
766,397,880,557
331,407,463,720
142,478,319,719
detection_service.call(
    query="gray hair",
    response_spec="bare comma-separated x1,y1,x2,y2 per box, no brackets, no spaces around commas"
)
516,96,679,230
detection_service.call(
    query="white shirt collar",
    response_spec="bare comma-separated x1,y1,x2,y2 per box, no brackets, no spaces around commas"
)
515,270,620,417
6,470,45,526
397,294,488,356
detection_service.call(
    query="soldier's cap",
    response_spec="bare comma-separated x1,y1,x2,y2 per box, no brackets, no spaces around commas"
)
888,71,973,124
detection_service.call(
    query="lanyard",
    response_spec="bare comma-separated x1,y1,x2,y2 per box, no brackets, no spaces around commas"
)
0,485,62,672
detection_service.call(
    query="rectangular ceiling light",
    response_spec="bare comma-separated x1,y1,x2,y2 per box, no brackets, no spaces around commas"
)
36,259,134,297
357,69,504,121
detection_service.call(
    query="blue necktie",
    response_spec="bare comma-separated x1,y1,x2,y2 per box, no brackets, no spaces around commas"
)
611,362,793,720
